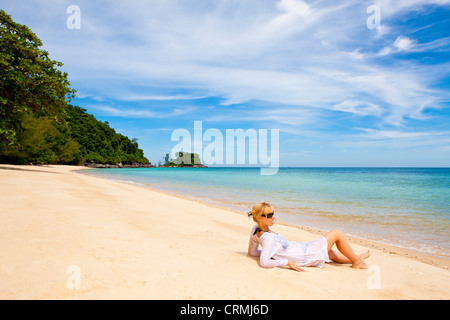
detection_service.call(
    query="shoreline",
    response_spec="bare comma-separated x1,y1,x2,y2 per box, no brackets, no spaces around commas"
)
1,164,449,299
79,166,450,270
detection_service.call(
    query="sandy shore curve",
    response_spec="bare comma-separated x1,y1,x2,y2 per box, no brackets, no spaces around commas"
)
0,164,448,299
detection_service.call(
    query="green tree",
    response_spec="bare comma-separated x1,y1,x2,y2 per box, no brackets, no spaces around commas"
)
163,153,172,166
65,105,149,164
0,10,76,144
172,151,202,166
0,112,81,164
0,11,149,166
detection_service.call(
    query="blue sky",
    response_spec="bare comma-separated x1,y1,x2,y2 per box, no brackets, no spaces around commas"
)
2,0,450,166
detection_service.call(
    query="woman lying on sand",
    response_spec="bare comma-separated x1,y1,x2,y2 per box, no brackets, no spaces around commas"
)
248,202,370,271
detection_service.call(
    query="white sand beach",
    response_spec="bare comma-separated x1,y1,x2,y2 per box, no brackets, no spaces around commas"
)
0,164,449,300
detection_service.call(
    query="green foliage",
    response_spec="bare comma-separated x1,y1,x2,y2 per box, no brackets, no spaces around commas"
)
162,151,202,167
0,10,76,144
0,11,149,165
66,105,149,165
0,112,81,164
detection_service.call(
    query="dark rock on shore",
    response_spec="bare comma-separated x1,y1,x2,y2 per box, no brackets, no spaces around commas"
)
82,161,156,168
162,164,208,168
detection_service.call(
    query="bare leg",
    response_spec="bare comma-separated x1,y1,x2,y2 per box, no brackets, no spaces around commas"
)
328,249,370,264
328,249,352,263
324,229,368,269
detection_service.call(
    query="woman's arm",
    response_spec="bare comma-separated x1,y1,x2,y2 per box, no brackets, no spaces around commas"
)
249,233,304,271
287,260,305,272
248,235,261,257
258,235,288,268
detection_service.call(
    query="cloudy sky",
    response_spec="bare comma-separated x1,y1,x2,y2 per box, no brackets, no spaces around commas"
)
2,0,450,166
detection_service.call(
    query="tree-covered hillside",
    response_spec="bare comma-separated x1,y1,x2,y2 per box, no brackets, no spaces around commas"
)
66,105,149,165
0,10,149,165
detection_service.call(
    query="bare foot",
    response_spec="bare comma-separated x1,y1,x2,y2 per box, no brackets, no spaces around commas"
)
351,260,368,269
358,250,370,261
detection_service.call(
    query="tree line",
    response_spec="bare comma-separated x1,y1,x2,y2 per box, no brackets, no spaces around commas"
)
0,10,149,165
160,151,205,167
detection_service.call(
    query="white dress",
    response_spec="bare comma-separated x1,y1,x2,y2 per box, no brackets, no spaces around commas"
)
248,225,330,268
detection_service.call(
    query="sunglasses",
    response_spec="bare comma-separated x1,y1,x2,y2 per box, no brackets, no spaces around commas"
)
261,212,274,219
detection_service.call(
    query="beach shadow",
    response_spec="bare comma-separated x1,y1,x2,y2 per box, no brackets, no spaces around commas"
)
0,165,61,174
327,261,353,268
236,251,352,271
235,251,260,266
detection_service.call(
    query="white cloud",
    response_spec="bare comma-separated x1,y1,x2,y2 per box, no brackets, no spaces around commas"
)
357,128,449,140
90,105,196,119
271,0,311,26
378,35,450,60
378,36,416,56
333,100,383,117
333,129,450,156
394,36,416,51
115,94,209,102
3,0,448,128
373,0,450,18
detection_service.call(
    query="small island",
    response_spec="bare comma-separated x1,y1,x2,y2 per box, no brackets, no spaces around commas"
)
0,11,208,170
158,152,208,168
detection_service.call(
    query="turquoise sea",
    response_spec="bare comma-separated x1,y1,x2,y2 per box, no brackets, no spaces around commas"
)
84,167,450,260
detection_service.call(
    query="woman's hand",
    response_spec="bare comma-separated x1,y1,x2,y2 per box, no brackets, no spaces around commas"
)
287,260,305,272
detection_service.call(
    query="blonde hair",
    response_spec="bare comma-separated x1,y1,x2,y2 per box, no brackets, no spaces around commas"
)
247,201,273,223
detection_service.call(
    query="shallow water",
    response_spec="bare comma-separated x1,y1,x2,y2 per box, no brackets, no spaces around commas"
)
84,167,450,259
